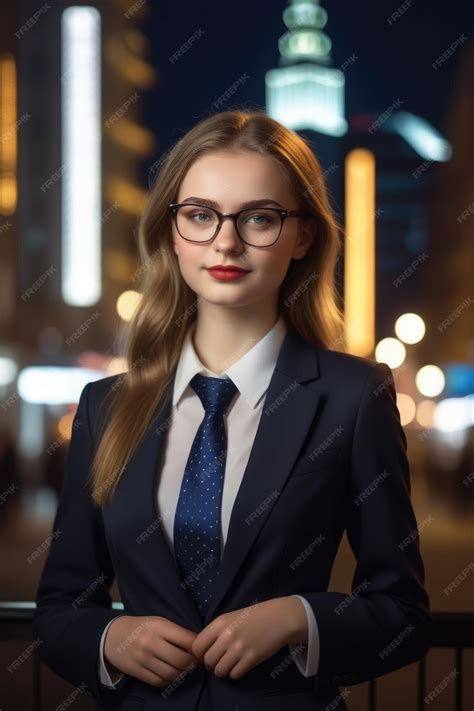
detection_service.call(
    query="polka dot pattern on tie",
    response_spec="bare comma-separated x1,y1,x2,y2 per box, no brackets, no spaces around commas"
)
173,373,238,618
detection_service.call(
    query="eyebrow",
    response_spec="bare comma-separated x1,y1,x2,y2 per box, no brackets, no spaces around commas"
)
180,196,284,209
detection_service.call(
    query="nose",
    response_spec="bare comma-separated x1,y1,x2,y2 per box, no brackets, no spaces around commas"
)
212,216,244,251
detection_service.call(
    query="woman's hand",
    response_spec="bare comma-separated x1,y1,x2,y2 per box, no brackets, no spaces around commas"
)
191,597,308,680
103,615,201,688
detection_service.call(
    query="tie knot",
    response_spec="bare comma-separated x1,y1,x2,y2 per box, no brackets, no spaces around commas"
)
190,373,238,415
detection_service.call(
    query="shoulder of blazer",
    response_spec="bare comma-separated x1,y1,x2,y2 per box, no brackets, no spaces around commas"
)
82,373,125,444
284,327,387,389
316,346,390,385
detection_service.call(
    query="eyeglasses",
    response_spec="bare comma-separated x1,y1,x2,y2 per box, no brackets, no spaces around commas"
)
168,202,310,247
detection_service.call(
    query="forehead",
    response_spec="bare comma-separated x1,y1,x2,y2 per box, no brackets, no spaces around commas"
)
177,150,293,203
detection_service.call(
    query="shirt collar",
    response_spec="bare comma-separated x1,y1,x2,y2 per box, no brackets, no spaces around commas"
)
172,316,288,410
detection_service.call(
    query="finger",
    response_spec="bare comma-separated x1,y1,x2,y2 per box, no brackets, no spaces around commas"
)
228,651,254,681
211,643,243,678
141,653,182,683
192,623,220,658
157,638,201,672
127,661,169,688
201,636,230,673
162,620,199,654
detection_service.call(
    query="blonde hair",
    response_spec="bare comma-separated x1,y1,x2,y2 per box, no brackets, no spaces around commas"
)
88,108,345,506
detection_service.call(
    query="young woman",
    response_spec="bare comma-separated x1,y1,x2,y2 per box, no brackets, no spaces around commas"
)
33,109,431,711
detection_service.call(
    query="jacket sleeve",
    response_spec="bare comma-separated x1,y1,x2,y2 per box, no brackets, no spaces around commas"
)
32,381,130,703
301,362,432,689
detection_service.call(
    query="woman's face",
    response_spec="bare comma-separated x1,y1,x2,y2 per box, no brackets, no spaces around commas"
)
171,150,313,311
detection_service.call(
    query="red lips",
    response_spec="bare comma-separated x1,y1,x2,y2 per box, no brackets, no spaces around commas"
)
207,265,249,272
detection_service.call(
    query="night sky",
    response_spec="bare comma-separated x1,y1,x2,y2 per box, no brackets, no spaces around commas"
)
140,0,473,183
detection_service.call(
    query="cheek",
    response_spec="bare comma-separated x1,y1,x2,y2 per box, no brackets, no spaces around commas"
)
255,247,293,280
173,235,199,263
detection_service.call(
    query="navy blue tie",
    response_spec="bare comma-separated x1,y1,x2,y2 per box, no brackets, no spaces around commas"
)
173,373,238,618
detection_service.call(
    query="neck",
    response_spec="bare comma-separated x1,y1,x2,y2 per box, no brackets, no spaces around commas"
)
192,304,280,374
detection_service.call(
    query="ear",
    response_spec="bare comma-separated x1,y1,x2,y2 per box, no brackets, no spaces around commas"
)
293,218,315,260
172,232,180,256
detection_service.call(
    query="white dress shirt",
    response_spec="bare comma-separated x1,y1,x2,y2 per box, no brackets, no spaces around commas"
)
98,315,320,688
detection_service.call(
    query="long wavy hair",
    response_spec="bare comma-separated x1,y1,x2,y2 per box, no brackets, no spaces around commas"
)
88,107,345,507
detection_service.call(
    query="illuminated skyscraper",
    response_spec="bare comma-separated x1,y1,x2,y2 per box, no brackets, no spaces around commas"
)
265,0,347,139
12,0,156,352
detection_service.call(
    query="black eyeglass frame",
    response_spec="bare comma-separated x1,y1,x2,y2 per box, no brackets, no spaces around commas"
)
168,202,310,247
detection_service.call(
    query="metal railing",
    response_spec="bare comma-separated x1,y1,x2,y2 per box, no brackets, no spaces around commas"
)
1,604,473,711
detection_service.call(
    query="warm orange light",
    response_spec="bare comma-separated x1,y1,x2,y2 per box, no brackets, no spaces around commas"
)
106,177,148,216
0,53,17,215
104,38,155,88
344,148,376,356
106,117,156,155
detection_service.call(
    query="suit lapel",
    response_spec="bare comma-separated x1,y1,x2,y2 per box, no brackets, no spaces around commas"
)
125,378,205,628
203,327,321,623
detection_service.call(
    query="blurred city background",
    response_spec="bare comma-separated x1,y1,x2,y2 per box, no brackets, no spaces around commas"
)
0,0,473,709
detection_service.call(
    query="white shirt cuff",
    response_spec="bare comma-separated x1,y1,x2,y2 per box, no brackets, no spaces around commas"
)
287,594,320,677
98,617,125,688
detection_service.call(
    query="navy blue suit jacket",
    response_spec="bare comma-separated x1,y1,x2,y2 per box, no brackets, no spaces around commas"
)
32,326,431,711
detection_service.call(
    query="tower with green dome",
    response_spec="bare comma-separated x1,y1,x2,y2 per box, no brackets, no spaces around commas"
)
265,0,347,137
